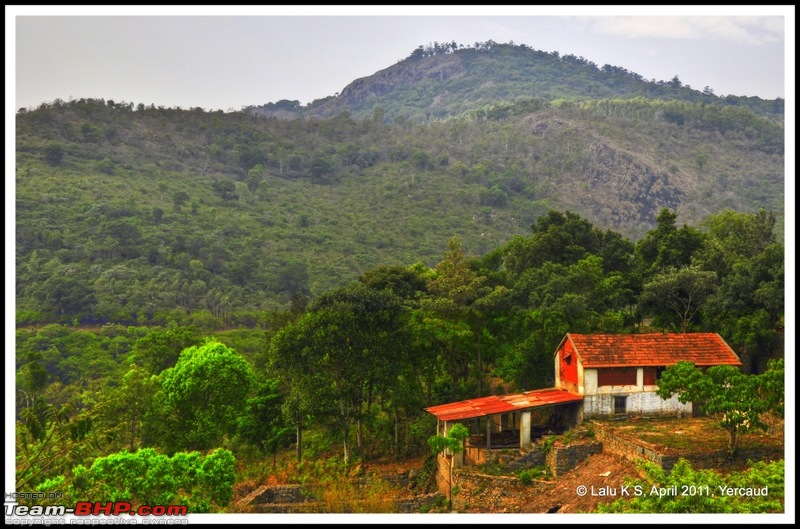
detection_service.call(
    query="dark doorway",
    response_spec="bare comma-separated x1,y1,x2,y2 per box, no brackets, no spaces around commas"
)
614,396,627,414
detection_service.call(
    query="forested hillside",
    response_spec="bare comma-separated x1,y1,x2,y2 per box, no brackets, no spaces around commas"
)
15,91,783,324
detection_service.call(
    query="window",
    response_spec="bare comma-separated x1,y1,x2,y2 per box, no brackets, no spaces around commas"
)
614,396,627,414
598,367,637,386
564,354,572,365
643,367,658,385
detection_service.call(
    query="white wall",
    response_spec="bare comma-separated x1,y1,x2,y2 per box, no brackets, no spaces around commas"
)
582,393,692,418
581,367,692,418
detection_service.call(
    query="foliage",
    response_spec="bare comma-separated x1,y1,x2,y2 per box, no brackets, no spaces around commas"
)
152,340,255,452
16,402,109,491
15,90,783,326
132,326,202,374
639,266,717,333
518,466,548,484
236,377,293,467
38,448,237,512
427,422,469,456
655,359,784,455
596,458,784,513
427,422,469,508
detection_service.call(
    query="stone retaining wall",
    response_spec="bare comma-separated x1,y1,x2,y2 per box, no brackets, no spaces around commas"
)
546,442,603,477
247,484,306,505
594,422,783,471
246,483,441,513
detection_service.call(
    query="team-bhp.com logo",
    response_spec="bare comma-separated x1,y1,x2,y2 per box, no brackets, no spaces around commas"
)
5,495,188,524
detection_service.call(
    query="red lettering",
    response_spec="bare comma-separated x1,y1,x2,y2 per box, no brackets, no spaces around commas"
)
166,505,188,516
150,505,166,516
74,502,92,516
94,502,114,515
113,502,132,516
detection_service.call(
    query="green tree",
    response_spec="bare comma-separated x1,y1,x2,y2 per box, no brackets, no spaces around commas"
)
172,191,190,211
132,326,201,375
237,378,293,469
269,284,407,464
636,208,705,276
245,163,265,193
94,365,157,451
639,266,717,332
656,359,784,456
96,158,114,175
427,423,469,508
43,144,64,166
697,209,783,371
16,402,106,491
41,448,237,512
156,340,255,451
419,237,489,400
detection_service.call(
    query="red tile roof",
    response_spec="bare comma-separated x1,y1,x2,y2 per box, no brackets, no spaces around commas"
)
560,333,741,368
425,388,583,422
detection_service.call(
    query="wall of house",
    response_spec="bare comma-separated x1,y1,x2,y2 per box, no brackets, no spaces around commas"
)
583,392,692,418
556,340,580,393
584,367,669,395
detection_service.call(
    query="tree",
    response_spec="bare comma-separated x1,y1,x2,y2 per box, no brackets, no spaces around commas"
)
156,340,255,451
427,423,469,508
639,266,716,332
94,365,157,451
97,158,114,175
237,378,293,470
655,359,784,456
132,326,201,375
39,448,237,512
43,144,64,166
420,237,489,400
245,164,265,193
269,283,407,464
635,208,705,276
172,191,190,211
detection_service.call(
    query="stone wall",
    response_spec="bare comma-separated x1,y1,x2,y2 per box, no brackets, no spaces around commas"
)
248,484,306,505
246,483,442,513
546,441,603,477
594,422,783,471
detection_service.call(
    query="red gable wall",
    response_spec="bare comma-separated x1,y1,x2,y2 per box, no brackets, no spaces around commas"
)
558,339,578,386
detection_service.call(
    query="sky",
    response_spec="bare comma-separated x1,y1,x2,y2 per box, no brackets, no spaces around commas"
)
7,6,794,112
5,5,796,524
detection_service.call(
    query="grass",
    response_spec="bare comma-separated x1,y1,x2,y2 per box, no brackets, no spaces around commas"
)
601,415,784,455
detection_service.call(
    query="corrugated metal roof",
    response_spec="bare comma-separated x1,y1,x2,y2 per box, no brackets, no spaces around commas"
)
563,333,741,368
425,388,583,422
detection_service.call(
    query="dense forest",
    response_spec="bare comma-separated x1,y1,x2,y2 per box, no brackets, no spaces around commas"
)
14,42,785,513
15,93,783,324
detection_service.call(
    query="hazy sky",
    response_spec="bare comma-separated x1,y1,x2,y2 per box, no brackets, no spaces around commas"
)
8,6,794,112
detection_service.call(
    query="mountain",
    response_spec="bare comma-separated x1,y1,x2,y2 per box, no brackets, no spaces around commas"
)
247,41,784,123
14,42,784,323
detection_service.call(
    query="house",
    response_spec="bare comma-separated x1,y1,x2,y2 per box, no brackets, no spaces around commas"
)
555,332,742,420
425,332,741,467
